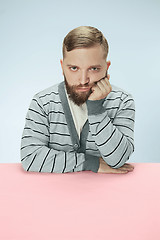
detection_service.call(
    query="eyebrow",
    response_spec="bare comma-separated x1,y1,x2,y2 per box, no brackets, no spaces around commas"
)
66,64,102,68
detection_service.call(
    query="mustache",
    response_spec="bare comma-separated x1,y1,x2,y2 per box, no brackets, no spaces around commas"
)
76,83,92,88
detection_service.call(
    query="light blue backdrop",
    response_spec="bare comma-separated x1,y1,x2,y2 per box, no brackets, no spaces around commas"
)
0,0,160,163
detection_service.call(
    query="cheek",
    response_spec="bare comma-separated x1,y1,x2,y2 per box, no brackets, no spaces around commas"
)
91,71,106,83
90,76,100,84
69,79,79,87
64,72,76,86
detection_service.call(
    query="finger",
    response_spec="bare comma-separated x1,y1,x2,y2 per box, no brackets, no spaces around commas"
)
123,167,134,172
119,165,134,171
97,78,112,93
101,169,129,174
97,78,109,89
112,169,129,174
91,84,101,93
123,163,134,169
96,81,109,96
108,165,129,173
119,165,134,170
125,163,134,168
102,78,112,89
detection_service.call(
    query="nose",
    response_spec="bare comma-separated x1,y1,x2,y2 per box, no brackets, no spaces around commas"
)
79,71,90,85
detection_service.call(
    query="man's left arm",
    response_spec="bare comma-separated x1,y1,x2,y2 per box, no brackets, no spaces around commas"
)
86,78,135,169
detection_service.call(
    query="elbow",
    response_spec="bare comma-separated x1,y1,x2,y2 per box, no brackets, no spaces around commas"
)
20,151,31,172
21,160,29,172
111,143,134,169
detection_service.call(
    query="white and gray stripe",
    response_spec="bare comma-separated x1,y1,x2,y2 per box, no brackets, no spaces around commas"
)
20,82,135,173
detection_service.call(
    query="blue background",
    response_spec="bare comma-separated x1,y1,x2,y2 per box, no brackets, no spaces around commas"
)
0,0,160,163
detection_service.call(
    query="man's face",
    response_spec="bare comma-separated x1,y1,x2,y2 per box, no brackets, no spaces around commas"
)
60,45,110,106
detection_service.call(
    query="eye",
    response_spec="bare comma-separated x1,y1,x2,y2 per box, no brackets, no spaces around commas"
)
70,66,78,71
90,67,100,71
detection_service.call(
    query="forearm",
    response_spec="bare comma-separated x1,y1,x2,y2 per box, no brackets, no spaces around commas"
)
86,94,135,168
20,94,99,173
21,141,83,173
21,138,99,173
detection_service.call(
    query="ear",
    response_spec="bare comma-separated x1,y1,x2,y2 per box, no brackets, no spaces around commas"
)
60,59,64,75
106,60,111,70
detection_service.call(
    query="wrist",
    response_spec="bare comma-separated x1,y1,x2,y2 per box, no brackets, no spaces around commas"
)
86,98,106,115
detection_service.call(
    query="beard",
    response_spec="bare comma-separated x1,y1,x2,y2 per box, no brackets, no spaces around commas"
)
64,74,92,106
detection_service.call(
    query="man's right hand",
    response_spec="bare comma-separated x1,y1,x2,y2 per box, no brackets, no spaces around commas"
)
98,157,134,174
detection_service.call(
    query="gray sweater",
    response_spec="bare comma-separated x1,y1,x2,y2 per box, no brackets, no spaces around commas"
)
20,81,135,173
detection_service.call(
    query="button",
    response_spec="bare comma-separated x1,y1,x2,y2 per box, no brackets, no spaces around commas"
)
73,143,79,151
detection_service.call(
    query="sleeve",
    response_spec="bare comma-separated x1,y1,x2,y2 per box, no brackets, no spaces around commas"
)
20,94,99,173
86,93,135,168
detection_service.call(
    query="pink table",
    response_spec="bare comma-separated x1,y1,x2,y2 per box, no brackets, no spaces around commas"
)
0,163,160,240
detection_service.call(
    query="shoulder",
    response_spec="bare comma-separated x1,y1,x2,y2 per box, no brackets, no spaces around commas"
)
35,83,59,99
32,82,62,106
30,82,62,114
109,84,134,100
103,84,135,112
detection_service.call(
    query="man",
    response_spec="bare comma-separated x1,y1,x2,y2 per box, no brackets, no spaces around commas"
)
20,26,135,174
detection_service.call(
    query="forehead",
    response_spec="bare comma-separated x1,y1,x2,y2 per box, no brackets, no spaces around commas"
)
64,45,106,65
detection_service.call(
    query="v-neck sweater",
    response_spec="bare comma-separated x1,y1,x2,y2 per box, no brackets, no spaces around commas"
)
20,81,135,173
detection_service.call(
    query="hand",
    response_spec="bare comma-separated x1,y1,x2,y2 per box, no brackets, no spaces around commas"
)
98,157,134,174
88,74,112,101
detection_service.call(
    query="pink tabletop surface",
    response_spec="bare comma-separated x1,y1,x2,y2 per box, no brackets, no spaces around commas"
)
0,163,160,240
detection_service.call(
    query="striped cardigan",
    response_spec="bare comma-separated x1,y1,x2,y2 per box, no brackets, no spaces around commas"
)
20,81,135,173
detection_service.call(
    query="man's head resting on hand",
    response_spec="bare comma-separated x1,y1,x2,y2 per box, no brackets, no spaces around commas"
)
60,26,111,106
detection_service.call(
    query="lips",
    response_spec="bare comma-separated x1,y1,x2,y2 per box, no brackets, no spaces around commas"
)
77,87,91,92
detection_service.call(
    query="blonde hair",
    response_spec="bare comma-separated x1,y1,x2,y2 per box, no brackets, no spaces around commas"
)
62,26,109,59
